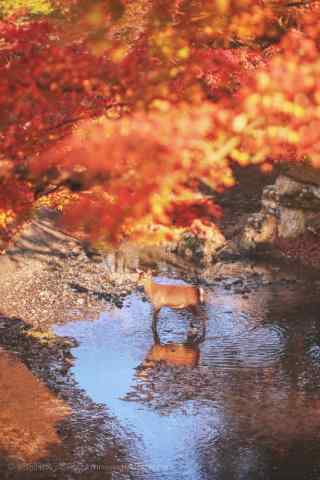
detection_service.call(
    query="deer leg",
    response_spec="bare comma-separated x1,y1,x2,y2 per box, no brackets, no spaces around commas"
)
197,314,207,343
188,305,200,330
189,305,199,317
185,306,198,343
187,305,207,344
152,308,160,343
197,305,208,344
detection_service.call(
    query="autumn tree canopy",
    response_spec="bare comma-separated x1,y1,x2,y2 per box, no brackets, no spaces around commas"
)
1,0,320,244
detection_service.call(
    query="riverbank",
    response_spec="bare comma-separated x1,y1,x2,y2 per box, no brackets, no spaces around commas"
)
0,208,137,328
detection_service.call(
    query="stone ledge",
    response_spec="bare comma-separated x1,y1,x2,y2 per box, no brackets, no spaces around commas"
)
240,172,320,266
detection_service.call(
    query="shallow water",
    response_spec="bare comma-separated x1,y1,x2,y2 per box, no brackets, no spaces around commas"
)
53,261,320,480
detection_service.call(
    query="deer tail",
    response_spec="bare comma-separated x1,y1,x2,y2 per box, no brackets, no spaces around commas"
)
198,287,205,304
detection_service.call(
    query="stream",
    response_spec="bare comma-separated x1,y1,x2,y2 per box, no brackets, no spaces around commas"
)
49,258,320,480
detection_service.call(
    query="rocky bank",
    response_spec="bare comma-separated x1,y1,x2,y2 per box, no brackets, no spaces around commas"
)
240,164,320,268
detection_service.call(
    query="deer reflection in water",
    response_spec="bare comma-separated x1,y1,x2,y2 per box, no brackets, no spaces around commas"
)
137,310,207,377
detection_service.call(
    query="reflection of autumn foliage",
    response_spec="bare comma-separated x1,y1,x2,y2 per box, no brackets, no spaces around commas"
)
1,1,320,242
0,348,70,462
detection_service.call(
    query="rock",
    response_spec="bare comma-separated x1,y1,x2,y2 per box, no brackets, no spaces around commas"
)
216,240,242,261
175,220,226,265
278,187,320,212
282,163,320,187
240,213,277,251
306,214,320,236
278,207,306,239
261,175,320,211
275,175,303,196
241,170,320,256
261,185,280,214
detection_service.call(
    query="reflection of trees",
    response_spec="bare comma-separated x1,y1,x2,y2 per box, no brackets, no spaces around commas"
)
0,317,136,478
0,348,70,463
196,283,320,479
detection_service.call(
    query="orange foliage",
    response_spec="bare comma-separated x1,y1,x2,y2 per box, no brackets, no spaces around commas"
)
31,105,234,241
168,197,222,228
1,1,320,243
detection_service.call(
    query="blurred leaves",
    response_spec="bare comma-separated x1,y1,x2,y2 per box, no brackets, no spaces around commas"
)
1,0,320,244
0,0,54,18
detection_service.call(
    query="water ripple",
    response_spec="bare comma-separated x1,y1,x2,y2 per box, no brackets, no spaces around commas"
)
203,325,286,369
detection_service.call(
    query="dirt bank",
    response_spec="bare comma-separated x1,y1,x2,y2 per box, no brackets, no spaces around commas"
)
0,208,136,328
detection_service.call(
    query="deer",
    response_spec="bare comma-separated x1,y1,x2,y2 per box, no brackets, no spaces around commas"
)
137,269,205,334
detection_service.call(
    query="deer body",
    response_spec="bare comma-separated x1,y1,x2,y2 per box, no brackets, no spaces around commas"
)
141,275,204,312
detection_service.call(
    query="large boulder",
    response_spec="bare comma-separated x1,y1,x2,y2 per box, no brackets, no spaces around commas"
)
278,207,306,239
240,169,320,256
282,163,320,187
240,212,277,251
